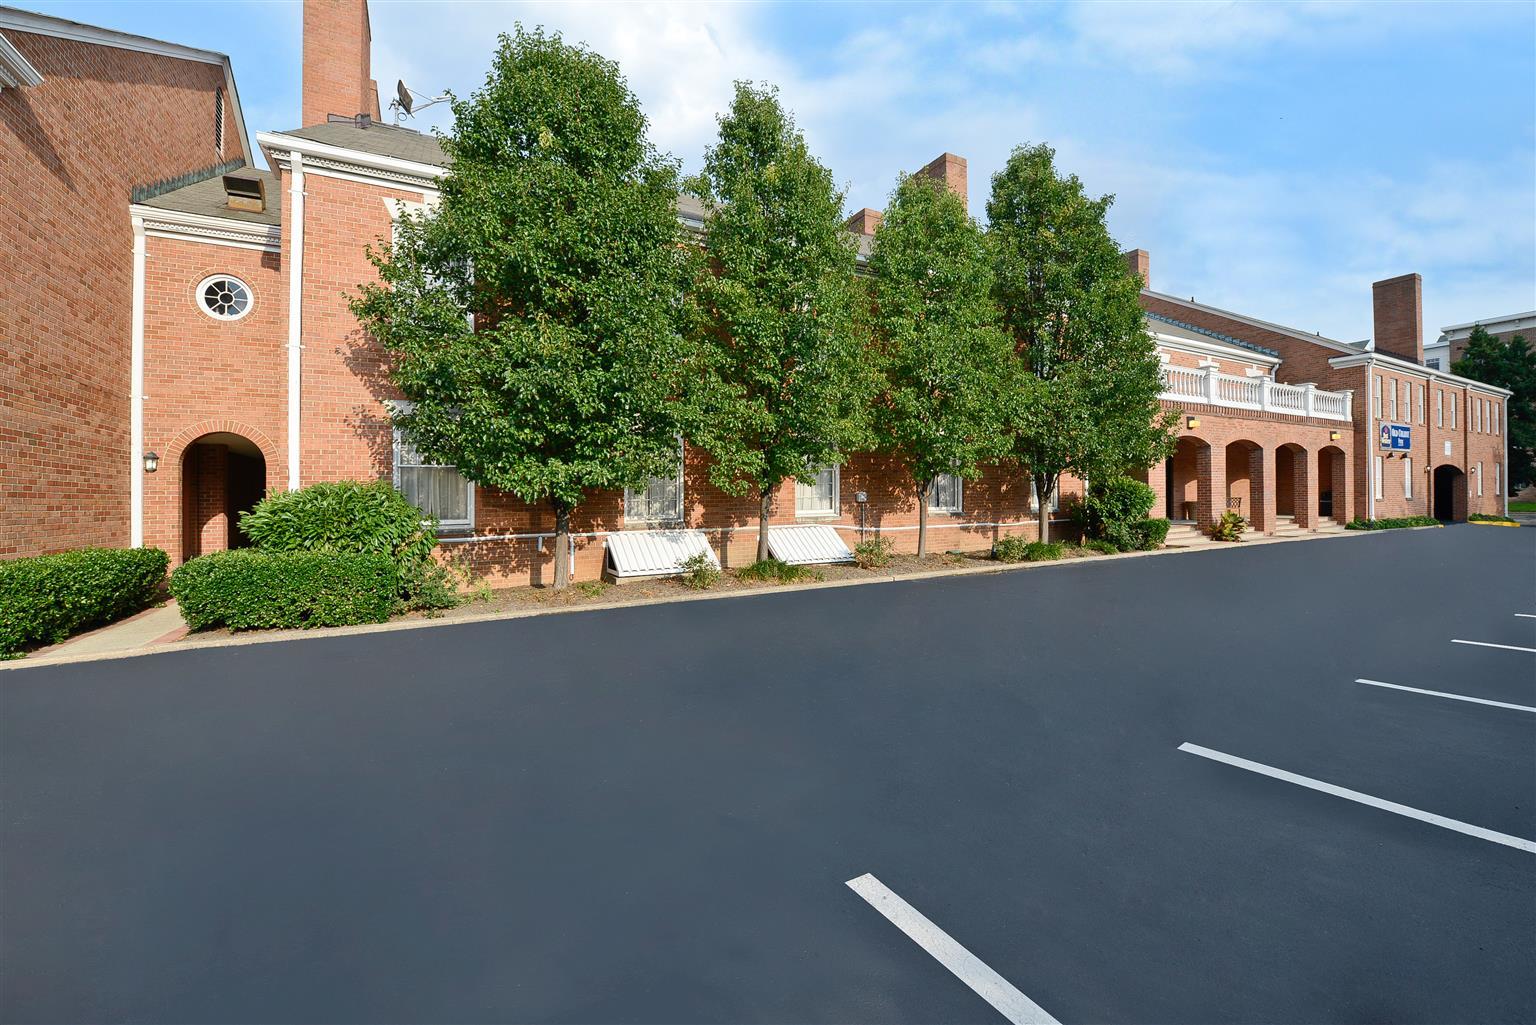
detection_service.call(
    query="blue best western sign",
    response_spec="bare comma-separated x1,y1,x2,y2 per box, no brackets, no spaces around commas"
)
1379,424,1411,450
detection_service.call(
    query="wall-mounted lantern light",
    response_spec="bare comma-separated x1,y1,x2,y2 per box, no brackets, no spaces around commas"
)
1329,431,1341,442
143,451,159,473
1186,416,1200,429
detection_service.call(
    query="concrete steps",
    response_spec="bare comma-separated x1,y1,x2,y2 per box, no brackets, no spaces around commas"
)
1164,523,1206,547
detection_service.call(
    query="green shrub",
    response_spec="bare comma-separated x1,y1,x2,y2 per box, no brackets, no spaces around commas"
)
0,547,169,657
1082,539,1118,555
170,550,397,631
1024,540,1065,561
1344,516,1442,531
1468,513,1517,524
992,535,1030,562
737,559,823,584
238,480,453,608
1074,476,1158,551
853,536,895,569
1210,511,1247,542
676,552,721,590
1131,518,1171,551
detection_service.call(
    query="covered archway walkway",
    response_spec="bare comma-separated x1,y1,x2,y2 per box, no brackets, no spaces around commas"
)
180,431,267,561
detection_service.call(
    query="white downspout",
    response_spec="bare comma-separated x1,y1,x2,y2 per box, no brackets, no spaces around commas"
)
1365,363,1375,521
286,151,305,491
129,216,146,546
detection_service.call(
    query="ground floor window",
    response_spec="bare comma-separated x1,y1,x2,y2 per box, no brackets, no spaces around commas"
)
394,432,473,531
625,444,685,524
1403,457,1412,499
796,464,839,517
1477,461,1483,496
1374,456,1384,501
1495,462,1501,496
929,473,963,514
1030,476,1061,513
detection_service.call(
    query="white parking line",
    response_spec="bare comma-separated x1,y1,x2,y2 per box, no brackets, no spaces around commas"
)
846,873,1061,1025
1178,743,1536,854
1516,614,1536,619
1451,639,1536,654
1355,678,1536,714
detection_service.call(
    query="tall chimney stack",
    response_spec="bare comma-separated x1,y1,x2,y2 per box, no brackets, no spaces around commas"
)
303,0,382,126
1124,249,1150,288
919,153,968,212
1372,273,1423,363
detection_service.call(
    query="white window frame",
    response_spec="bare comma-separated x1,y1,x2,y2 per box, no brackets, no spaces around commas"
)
1477,461,1483,497
1495,462,1501,496
1388,377,1398,421
1416,384,1424,425
624,442,685,525
1403,457,1412,499
1374,456,1384,501
1373,375,1382,418
1400,381,1409,422
388,400,475,533
929,473,963,514
1493,402,1501,436
1450,393,1457,429
196,273,253,321
1029,477,1062,514
1437,390,1443,427
795,464,840,518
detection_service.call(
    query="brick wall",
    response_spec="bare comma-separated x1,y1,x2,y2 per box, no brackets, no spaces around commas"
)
0,30,240,557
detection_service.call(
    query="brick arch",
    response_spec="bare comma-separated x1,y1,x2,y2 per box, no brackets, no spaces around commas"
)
168,421,281,564
166,419,281,471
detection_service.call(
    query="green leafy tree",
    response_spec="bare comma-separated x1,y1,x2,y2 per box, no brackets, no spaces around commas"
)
687,83,873,562
869,173,1016,556
988,142,1178,542
1452,325,1535,490
351,28,697,589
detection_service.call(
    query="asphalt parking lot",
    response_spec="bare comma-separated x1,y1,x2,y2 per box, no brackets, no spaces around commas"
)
3,525,1533,1024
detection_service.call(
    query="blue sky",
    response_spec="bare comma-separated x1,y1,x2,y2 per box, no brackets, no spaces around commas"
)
33,0,1536,343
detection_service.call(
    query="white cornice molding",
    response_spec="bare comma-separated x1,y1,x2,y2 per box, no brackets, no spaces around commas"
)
1152,330,1281,368
1328,352,1512,397
258,130,443,191
0,30,43,88
130,203,281,253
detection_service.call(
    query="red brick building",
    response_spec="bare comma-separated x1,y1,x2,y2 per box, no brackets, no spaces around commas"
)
2,0,1511,583
1,6,248,557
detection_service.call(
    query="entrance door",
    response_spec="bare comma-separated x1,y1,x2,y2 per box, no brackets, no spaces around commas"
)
1165,457,1176,519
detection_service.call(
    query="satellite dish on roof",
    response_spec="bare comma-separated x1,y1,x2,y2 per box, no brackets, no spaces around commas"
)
389,80,449,122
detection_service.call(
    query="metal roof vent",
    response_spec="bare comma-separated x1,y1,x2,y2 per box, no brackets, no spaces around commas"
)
222,173,266,213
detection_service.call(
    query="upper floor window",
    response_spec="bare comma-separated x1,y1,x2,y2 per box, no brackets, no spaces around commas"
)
1425,357,1441,370
1450,393,1457,429
1372,375,1382,418
1388,378,1398,421
1416,384,1424,425
196,274,251,320
625,444,684,524
796,464,839,517
929,473,963,514
1493,402,1501,435
1437,390,1444,427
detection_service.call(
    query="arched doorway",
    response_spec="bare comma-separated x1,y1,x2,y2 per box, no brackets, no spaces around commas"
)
1167,436,1210,522
180,432,267,562
1224,440,1262,524
1432,464,1467,522
1316,446,1346,522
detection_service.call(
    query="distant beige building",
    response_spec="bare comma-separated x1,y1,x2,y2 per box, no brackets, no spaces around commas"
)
1424,311,1536,371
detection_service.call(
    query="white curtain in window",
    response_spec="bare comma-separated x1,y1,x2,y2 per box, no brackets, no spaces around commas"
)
929,473,962,513
394,432,471,525
625,454,683,522
796,465,838,515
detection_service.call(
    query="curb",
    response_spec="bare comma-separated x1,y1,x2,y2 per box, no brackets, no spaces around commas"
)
0,526,1377,673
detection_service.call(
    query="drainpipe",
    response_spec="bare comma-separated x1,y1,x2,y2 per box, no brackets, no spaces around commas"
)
1365,365,1375,521
286,151,304,491
129,216,146,546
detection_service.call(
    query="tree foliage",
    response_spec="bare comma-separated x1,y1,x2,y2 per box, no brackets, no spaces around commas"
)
987,143,1178,541
350,27,696,588
868,172,1016,555
686,83,873,561
1452,325,1535,490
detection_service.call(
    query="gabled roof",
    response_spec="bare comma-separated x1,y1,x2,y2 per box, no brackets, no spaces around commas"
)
281,120,447,166
1143,289,1357,354
1146,310,1281,359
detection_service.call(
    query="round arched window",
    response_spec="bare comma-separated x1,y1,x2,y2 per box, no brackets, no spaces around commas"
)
197,275,252,320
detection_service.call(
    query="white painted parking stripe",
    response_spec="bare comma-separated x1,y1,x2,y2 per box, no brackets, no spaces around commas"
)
1452,639,1536,653
846,873,1061,1025
1515,613,1536,619
1178,743,1536,854
1355,678,1536,714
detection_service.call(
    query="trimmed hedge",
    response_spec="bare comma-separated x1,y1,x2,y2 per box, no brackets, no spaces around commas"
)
1131,518,1171,551
1074,476,1159,551
0,547,168,657
1345,516,1441,531
170,550,398,631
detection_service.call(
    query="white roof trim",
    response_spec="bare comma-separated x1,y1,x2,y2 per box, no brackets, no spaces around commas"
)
1327,352,1511,397
258,130,444,190
130,204,281,253
1144,289,1358,354
766,524,854,565
1152,330,1280,368
0,9,251,164
1438,311,1536,335
604,529,718,579
0,30,43,88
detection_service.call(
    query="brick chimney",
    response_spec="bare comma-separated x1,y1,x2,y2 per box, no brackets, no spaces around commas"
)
1372,273,1423,363
846,208,883,235
919,153,968,212
303,0,382,126
1124,248,1150,288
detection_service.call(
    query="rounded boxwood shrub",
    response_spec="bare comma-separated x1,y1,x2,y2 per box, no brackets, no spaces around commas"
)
992,535,1030,562
170,550,398,631
0,547,169,657
1074,476,1158,551
238,480,453,606
1131,517,1171,550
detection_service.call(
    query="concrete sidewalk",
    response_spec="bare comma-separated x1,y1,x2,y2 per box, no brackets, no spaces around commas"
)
39,602,186,659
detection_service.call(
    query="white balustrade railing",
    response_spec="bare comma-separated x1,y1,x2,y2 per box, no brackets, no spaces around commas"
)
1159,365,1352,422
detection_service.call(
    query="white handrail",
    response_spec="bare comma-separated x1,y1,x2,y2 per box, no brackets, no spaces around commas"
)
1160,368,1352,421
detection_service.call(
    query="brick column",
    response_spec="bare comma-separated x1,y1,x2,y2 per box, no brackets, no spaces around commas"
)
1250,446,1277,535
1196,444,1224,533
1292,447,1315,529
1330,451,1350,524
1145,459,1168,519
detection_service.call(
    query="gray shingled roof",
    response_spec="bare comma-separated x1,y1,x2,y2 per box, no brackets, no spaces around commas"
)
138,167,281,225
282,121,448,165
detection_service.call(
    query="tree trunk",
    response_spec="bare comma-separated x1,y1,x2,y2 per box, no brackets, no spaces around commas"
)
552,499,572,590
756,487,773,563
917,480,930,558
1036,473,1052,544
